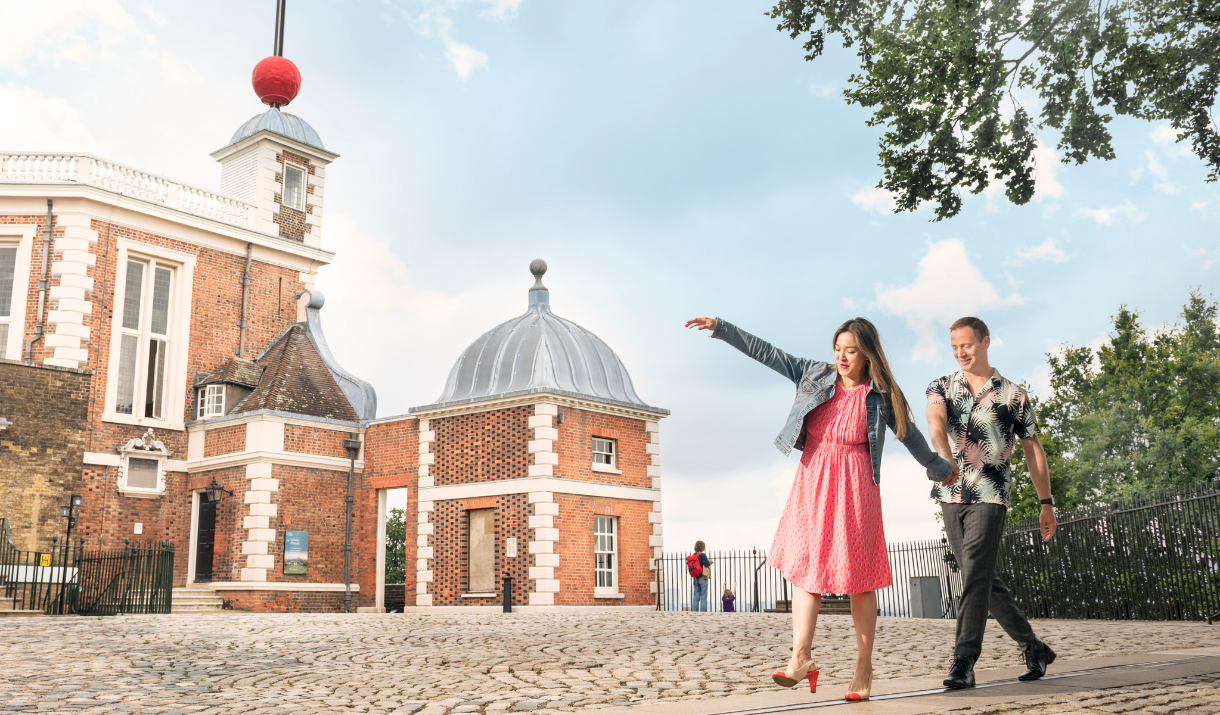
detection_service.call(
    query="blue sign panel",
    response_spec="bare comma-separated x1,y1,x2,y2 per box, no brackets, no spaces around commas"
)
284,531,308,575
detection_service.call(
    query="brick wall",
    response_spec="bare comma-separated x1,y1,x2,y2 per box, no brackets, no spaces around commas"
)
553,494,655,607
271,151,316,243
432,407,531,486
203,425,246,457
271,464,352,585
427,494,530,607
554,406,651,487
0,360,90,552
216,589,345,613
284,424,348,458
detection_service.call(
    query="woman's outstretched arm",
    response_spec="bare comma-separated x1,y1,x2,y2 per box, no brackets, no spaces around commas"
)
685,317,819,384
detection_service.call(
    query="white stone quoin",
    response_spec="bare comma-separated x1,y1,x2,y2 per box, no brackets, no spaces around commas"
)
240,463,280,581
416,419,435,606
527,483,559,606
44,213,98,369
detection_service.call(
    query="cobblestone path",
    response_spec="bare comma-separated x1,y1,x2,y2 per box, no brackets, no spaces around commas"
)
945,674,1220,714
2,613,1218,714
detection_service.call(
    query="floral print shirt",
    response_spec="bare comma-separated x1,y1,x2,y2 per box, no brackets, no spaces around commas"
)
926,369,1040,507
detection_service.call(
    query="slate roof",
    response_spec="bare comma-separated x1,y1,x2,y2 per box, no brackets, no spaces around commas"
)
230,323,360,422
197,358,264,388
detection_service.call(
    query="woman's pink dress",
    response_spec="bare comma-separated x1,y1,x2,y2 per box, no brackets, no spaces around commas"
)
768,381,892,594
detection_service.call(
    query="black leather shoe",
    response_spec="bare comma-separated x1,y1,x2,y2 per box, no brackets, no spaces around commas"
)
1018,639,1056,681
943,657,976,689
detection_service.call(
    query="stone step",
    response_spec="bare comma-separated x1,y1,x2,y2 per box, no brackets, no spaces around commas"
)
173,597,224,606
0,609,44,618
170,603,225,614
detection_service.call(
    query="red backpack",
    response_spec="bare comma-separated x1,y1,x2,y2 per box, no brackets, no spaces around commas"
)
685,553,703,578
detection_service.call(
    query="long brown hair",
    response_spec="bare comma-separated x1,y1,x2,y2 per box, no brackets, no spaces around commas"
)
833,318,913,439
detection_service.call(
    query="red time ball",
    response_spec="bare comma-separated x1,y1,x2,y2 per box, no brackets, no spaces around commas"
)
251,56,302,107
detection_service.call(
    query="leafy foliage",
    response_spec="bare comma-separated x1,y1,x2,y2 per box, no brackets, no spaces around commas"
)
386,507,407,584
768,0,1220,219
1008,290,1220,522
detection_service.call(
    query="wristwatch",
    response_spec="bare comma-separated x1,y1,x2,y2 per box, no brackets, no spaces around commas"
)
1039,497,1055,506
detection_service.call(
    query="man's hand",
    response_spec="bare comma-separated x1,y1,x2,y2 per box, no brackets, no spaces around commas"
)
1040,505,1057,542
940,460,960,487
685,317,717,331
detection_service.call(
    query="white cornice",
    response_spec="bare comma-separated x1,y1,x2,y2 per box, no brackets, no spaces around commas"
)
410,392,669,422
186,450,363,475
210,131,338,164
187,411,366,433
419,476,661,503
0,188,333,270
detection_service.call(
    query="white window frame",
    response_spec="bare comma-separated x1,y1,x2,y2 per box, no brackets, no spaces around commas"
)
594,515,619,596
102,239,195,431
592,437,621,474
282,162,306,211
116,430,171,499
0,225,36,361
197,384,225,419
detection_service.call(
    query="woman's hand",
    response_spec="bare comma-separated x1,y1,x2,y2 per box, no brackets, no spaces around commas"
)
685,317,717,331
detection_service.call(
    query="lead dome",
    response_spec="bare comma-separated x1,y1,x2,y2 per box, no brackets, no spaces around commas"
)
415,261,663,413
229,107,325,151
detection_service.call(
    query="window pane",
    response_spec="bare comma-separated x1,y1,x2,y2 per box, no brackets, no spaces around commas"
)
0,246,16,317
0,323,8,360
127,457,159,489
115,334,139,414
283,165,304,210
121,260,144,330
204,384,224,417
144,338,166,419
150,266,171,335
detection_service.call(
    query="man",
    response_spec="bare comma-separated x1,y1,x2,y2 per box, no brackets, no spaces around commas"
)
689,541,712,612
927,317,1058,689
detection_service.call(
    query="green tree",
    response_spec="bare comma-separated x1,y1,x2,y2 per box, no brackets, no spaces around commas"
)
1008,290,1220,522
768,0,1219,220
386,507,406,584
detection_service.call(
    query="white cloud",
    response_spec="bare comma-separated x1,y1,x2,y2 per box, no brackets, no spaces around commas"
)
809,82,837,98
1076,203,1144,226
480,0,523,21
1151,124,1193,157
0,0,147,73
1191,247,1220,271
1013,238,1068,266
444,39,489,80
1144,150,1177,194
876,239,1025,362
140,2,166,24
1031,140,1063,200
0,86,105,153
851,186,896,215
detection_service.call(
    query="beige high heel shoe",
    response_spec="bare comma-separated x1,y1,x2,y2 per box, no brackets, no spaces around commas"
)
844,670,872,701
772,659,819,692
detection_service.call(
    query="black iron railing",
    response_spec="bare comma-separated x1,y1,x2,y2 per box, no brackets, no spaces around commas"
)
659,483,1220,621
0,518,175,615
998,483,1220,621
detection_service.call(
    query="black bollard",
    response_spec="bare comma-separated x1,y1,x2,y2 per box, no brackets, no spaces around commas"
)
502,576,513,613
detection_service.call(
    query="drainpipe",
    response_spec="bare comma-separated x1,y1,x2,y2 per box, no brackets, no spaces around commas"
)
342,434,361,613
24,199,52,362
237,242,252,357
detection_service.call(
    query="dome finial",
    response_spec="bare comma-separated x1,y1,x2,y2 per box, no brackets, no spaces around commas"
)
528,258,549,309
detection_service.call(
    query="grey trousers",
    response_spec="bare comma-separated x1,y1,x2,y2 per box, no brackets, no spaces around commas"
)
941,502,1037,661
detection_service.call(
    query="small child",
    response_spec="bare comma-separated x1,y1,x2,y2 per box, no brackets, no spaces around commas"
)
722,584,736,613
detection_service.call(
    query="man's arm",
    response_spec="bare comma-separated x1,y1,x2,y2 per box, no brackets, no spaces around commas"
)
926,403,960,487
1021,435,1057,542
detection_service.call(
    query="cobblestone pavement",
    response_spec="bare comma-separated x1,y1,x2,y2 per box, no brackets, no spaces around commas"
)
943,674,1220,714
2,613,1219,714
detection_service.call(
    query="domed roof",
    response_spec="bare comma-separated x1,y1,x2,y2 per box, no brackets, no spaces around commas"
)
230,107,325,151
414,261,666,415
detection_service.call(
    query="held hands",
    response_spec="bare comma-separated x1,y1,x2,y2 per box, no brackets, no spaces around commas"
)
1040,505,1058,542
940,459,960,487
685,317,717,331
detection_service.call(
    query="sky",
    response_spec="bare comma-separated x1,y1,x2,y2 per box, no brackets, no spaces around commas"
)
3,0,1218,554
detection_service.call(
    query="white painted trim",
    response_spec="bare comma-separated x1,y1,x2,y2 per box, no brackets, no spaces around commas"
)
411,392,667,422
594,592,625,599
186,490,200,584
83,452,121,466
420,477,659,503
186,450,363,474
0,224,35,360
591,463,622,475
397,605,654,613
375,489,387,610
100,238,196,431
190,411,364,433
204,582,361,592
461,592,498,598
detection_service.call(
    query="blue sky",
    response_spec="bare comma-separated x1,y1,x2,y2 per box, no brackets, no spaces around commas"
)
4,0,1217,551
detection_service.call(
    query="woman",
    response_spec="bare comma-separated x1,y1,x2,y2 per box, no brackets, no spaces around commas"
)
685,316,955,701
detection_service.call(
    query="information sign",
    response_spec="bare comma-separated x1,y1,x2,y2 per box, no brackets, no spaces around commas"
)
38,553,51,567
284,531,308,574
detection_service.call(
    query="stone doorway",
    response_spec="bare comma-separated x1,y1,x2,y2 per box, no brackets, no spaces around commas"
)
194,493,216,582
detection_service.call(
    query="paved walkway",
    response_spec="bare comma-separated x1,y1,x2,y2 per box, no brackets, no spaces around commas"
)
1,613,1219,714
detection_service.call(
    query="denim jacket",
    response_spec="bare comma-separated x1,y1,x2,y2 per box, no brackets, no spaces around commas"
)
711,319,952,486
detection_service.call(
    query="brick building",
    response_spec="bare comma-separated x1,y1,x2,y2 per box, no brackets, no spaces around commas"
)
0,82,667,614
362,261,668,612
